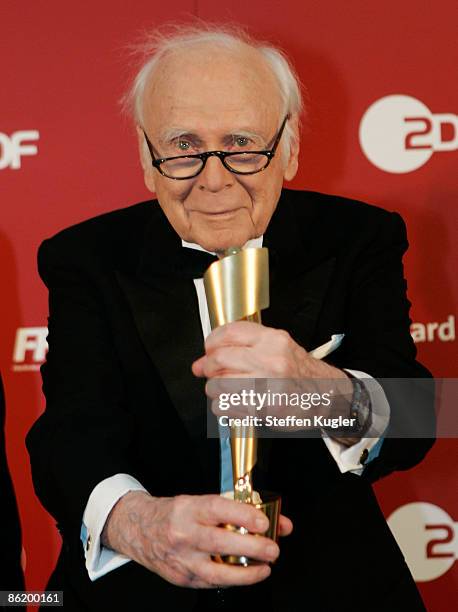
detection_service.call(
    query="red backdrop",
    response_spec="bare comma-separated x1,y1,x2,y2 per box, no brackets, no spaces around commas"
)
1,1,457,609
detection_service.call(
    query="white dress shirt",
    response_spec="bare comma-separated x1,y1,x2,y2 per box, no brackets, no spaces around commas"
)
81,237,390,580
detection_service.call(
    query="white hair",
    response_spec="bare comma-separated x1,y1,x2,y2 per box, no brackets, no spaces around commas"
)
122,23,304,161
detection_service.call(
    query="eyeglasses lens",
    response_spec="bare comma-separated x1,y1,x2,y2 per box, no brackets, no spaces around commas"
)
160,152,268,178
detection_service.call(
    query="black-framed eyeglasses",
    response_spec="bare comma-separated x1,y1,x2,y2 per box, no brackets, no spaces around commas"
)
142,115,289,180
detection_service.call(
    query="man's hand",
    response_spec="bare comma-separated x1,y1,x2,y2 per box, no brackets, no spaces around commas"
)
192,321,364,445
192,321,348,381
192,321,351,414
101,490,293,588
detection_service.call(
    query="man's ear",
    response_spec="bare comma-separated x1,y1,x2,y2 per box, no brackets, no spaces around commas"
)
283,114,300,182
136,124,156,193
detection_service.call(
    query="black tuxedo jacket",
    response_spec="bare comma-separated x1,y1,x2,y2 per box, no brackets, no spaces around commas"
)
0,374,25,600
26,189,433,611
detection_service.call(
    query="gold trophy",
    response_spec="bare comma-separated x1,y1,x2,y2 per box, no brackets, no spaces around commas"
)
204,247,281,566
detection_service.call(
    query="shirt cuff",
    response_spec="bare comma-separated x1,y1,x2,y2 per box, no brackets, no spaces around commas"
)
321,370,390,475
81,473,147,581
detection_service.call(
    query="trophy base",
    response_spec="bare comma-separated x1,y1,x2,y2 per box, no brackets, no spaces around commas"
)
214,492,281,567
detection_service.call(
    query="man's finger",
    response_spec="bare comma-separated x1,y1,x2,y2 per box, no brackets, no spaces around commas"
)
201,346,253,378
197,495,269,533
205,321,262,352
278,514,293,537
206,377,257,399
197,557,271,587
196,525,279,562
191,355,206,377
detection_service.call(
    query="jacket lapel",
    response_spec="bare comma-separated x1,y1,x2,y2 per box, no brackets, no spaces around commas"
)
265,256,336,350
116,208,219,490
253,192,337,483
263,190,336,349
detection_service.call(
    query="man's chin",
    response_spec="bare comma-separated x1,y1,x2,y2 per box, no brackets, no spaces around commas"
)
192,228,254,254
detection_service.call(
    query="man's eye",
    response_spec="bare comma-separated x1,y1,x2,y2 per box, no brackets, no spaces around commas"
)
235,137,249,147
178,140,191,151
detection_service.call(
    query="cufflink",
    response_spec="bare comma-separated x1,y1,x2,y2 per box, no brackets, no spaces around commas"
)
86,535,91,551
359,448,369,465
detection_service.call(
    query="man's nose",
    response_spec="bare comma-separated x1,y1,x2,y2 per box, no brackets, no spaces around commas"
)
197,155,234,192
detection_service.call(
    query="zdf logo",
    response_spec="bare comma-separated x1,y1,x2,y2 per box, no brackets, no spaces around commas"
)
0,130,39,170
359,95,457,173
387,502,457,582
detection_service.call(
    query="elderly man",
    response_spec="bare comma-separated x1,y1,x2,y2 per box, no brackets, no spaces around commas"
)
27,25,432,611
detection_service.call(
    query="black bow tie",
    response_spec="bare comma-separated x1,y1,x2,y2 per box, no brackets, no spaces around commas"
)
173,247,219,278
174,247,280,279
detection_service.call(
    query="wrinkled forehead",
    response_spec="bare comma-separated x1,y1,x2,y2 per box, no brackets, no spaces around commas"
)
142,44,283,134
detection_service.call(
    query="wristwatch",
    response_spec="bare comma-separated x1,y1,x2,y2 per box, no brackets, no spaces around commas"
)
321,374,372,439
347,374,372,436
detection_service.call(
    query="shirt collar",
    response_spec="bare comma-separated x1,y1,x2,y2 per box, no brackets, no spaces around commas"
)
181,236,263,254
